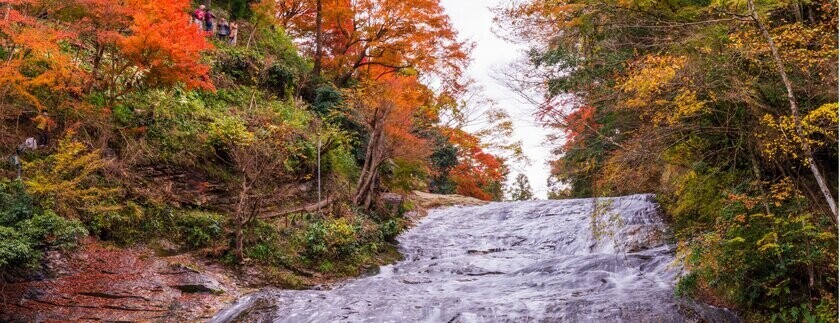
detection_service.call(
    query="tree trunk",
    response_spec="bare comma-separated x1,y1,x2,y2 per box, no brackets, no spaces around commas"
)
313,0,323,76
747,0,838,219
354,116,385,208
234,178,249,262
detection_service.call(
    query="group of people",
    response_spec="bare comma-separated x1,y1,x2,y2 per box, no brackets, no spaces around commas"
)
191,5,238,45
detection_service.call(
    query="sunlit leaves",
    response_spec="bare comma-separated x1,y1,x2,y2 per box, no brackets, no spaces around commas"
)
759,103,839,162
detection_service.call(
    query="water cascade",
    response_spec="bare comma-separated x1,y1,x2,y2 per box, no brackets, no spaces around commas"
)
212,194,738,322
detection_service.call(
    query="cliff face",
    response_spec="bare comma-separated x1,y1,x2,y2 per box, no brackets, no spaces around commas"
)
1,237,245,322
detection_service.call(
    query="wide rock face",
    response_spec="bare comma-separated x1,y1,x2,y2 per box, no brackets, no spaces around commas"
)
213,194,739,322
1,239,238,322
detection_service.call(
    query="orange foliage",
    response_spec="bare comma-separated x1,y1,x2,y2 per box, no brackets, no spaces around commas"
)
0,0,83,112
274,0,469,84
119,0,212,90
0,0,212,129
562,105,599,150
447,129,506,201
351,67,431,163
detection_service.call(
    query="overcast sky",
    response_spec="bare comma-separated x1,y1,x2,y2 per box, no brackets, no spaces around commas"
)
440,0,553,199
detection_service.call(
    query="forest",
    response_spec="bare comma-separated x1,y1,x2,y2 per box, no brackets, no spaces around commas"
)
495,0,838,320
0,0,519,289
0,0,837,321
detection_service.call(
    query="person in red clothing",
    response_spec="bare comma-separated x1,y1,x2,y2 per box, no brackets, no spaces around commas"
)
203,8,216,32
191,4,205,27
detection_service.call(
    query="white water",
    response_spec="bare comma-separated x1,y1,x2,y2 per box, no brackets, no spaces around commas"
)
212,194,738,322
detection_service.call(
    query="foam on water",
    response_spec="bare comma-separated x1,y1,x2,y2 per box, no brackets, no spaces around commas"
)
211,194,739,322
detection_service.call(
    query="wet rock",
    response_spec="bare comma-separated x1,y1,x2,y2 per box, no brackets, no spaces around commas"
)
211,194,738,322
152,239,183,257
171,274,225,294
380,192,403,205
1,238,239,322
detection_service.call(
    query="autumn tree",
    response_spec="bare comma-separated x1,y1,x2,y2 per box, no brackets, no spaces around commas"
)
1,0,212,148
496,0,838,318
0,0,84,135
447,128,507,201
346,69,431,209
273,0,469,86
94,0,213,104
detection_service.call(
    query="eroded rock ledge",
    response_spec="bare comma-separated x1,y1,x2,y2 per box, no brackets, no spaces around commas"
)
1,238,245,322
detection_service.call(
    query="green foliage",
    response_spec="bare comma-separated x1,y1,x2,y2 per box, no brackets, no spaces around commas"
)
88,202,152,244
427,130,459,194
668,168,838,319
498,0,838,318
508,173,535,201
215,46,262,84
313,84,344,116
675,272,699,297
383,158,428,193
261,63,296,96
303,217,359,260
207,115,254,148
0,180,87,270
327,143,361,185
175,210,225,249
215,0,256,20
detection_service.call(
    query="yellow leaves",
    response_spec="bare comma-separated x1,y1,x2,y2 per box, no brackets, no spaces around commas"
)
207,116,255,148
769,177,801,206
730,22,837,82
728,236,746,244
620,55,707,126
756,232,779,253
802,103,839,137
672,89,707,122
622,55,686,107
758,102,838,163
23,136,120,219
726,193,762,210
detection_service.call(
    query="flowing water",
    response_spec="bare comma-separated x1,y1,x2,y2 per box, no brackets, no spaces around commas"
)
211,194,739,322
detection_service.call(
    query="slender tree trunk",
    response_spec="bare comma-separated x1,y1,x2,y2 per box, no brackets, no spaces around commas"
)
750,154,773,215
245,22,258,50
354,115,385,208
747,0,837,219
354,135,382,206
234,179,249,262
313,0,323,76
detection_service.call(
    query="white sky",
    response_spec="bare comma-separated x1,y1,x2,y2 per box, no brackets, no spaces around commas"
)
440,0,553,199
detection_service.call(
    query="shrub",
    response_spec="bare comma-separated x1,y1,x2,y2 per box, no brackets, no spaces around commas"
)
215,46,261,84
175,210,224,249
23,137,120,219
88,202,148,244
261,63,295,95
207,115,254,149
0,181,87,270
303,217,358,260
313,85,343,116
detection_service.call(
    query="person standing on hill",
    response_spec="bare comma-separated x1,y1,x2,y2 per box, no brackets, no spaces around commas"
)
217,18,231,42
203,8,215,32
192,5,205,27
229,21,239,45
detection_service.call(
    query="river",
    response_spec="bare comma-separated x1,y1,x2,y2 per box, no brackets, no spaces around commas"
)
211,194,738,322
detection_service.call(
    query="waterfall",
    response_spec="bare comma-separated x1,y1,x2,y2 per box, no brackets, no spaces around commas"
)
212,194,738,322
